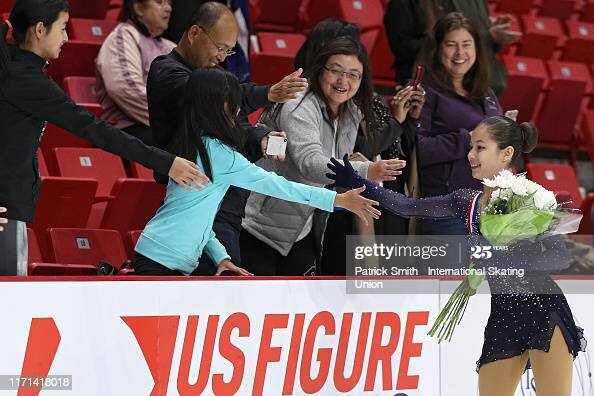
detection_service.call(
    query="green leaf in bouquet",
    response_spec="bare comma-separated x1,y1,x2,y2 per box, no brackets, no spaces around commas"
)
507,191,536,213
479,209,554,246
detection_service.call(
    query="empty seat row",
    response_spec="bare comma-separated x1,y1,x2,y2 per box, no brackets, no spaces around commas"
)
494,0,594,22
500,56,594,155
30,176,164,260
249,0,386,34
27,227,140,275
508,17,594,64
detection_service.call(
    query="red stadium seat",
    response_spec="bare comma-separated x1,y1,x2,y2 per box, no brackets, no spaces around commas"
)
539,0,577,21
129,162,155,180
500,56,547,123
46,41,102,88
250,0,302,32
126,230,143,260
362,28,395,87
53,147,127,200
28,263,97,276
49,228,128,269
518,16,563,60
97,179,166,240
40,104,100,176
31,177,98,260
563,21,594,64
68,18,119,43
526,163,593,234
26,229,95,275
27,228,42,264
301,0,384,32
247,108,265,126
0,1,15,13
250,32,306,85
37,149,49,177
106,0,124,20
526,163,582,207
534,61,588,150
64,77,99,105
497,0,534,15
67,0,111,19
583,0,594,23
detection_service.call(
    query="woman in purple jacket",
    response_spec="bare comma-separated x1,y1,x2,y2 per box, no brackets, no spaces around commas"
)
414,12,502,235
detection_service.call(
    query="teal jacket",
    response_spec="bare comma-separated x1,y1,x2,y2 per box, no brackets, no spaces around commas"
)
135,136,337,274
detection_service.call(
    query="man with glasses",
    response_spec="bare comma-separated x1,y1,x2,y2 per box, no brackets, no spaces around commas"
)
147,1,307,274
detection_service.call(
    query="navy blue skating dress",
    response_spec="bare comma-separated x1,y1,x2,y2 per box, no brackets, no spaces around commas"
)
327,159,586,371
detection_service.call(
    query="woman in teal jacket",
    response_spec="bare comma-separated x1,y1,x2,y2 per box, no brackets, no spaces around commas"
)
133,67,380,275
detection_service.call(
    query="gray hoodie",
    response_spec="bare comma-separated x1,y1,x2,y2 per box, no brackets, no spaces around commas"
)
242,90,371,257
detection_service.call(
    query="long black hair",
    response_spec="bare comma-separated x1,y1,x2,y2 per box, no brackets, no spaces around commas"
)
170,67,246,181
0,0,69,80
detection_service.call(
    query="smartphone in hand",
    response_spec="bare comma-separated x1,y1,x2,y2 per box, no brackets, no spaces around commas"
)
265,135,288,156
403,65,425,108
410,65,425,91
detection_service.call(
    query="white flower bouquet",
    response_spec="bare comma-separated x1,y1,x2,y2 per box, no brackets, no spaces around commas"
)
428,170,582,343
479,169,571,246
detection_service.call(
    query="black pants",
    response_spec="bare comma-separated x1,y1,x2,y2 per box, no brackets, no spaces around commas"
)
320,210,351,275
133,254,184,275
192,218,241,276
240,229,316,276
0,219,27,275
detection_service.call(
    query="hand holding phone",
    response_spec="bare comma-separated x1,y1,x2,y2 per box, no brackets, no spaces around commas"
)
404,65,425,108
410,65,425,91
265,135,288,157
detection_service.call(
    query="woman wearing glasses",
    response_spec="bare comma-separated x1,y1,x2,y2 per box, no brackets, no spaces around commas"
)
95,0,176,145
240,37,406,276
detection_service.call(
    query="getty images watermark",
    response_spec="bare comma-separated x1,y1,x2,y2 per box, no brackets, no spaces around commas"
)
344,235,558,294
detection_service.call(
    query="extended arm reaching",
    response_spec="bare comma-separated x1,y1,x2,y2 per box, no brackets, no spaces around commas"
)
326,154,463,220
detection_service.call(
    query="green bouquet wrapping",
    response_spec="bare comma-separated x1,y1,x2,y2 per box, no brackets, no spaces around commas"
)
428,170,582,343
479,209,554,246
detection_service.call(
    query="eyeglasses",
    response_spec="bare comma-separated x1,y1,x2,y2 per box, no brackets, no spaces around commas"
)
199,26,236,56
323,66,362,81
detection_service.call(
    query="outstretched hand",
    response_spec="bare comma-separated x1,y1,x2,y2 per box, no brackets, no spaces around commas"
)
334,185,381,226
268,68,309,103
326,154,358,189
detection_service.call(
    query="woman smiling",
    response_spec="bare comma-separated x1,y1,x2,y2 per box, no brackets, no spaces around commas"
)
416,12,502,235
